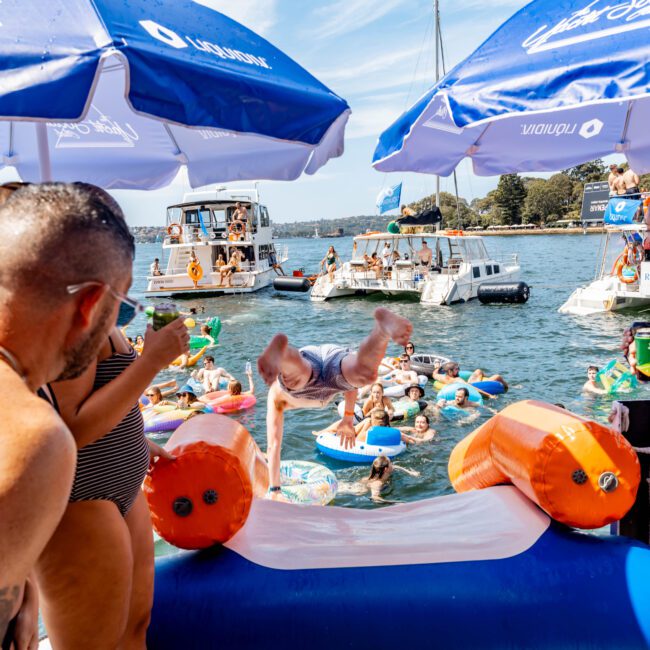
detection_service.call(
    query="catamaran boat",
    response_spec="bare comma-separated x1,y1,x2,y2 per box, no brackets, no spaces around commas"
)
145,188,287,297
310,231,520,304
559,223,650,315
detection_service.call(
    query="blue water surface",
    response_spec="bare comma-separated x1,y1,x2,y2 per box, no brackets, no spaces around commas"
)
127,233,648,529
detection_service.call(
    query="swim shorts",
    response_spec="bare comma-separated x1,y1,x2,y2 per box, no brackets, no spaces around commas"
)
278,344,355,405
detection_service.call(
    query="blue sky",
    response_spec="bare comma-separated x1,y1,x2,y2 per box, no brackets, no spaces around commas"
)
3,0,533,225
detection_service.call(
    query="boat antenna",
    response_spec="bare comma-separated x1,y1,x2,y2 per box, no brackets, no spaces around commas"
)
437,7,463,230
434,0,441,219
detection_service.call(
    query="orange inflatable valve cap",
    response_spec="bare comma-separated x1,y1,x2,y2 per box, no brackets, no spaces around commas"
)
448,400,640,529
143,414,269,550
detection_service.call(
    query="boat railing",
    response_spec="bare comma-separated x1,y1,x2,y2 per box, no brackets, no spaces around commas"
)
163,230,255,247
275,244,289,263
491,253,519,267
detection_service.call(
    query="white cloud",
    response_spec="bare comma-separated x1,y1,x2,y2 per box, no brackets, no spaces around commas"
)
193,0,279,35
312,0,410,39
314,45,422,84
346,103,403,140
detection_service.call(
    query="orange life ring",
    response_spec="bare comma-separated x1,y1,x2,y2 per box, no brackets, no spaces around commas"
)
618,264,639,284
229,220,245,235
445,229,464,236
187,261,203,283
167,223,183,237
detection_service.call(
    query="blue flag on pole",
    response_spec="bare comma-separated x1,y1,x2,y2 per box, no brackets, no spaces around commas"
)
604,198,641,225
376,183,402,214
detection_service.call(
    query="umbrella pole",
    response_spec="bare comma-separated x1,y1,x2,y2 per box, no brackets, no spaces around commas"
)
434,0,440,224
35,123,52,182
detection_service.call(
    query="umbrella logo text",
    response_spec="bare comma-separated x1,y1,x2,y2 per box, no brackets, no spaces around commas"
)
522,1,650,55
138,20,271,69
49,106,139,149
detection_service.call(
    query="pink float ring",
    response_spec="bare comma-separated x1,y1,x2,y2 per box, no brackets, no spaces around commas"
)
211,394,257,414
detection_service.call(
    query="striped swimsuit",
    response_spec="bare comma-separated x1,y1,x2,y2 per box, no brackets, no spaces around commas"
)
42,340,150,517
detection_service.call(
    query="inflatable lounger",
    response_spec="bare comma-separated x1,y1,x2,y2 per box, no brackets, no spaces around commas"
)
149,487,650,650
146,406,650,649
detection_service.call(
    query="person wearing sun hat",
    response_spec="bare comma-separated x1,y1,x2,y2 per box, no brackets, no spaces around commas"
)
176,384,203,410
405,384,425,401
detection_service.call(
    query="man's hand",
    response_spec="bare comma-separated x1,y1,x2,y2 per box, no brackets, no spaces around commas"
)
141,319,190,369
337,418,356,449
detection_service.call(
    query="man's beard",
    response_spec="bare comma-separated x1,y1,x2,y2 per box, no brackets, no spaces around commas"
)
56,302,114,381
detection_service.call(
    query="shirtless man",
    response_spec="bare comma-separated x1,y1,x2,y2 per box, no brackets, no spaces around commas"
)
0,182,135,647
437,386,478,410
614,167,627,196
433,361,507,396
233,201,248,224
387,355,419,385
608,164,620,197
417,240,433,268
258,307,412,495
192,356,234,392
622,167,641,198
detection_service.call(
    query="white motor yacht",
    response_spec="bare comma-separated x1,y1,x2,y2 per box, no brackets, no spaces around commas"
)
559,223,650,315
145,188,287,297
310,231,519,304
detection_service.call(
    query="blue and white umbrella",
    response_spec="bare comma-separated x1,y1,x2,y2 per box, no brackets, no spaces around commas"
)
0,0,350,188
373,1,649,176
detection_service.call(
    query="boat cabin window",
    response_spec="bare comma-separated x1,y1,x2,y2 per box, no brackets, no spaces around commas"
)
167,206,183,224
493,264,500,274
472,266,481,278
260,206,270,228
486,265,493,275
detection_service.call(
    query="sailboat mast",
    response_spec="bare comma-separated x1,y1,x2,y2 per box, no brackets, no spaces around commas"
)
434,0,441,216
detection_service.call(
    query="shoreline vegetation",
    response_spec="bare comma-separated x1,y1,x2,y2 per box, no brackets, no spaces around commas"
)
129,159,647,243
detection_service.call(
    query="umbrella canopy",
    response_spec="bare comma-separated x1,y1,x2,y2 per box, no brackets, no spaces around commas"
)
0,0,350,188
373,1,649,177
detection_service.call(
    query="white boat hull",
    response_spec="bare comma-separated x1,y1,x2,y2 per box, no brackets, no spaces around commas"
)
145,268,276,297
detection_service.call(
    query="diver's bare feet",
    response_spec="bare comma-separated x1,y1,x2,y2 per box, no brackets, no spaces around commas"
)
258,334,288,385
374,307,413,346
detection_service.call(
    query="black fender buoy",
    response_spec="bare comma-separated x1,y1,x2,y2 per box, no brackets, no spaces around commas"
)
273,277,311,293
477,281,530,304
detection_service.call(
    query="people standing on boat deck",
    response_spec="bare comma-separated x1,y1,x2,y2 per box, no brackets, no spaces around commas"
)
32,184,189,650
622,167,641,198
615,168,628,196
233,201,248,225
320,245,342,283
417,241,433,268
400,413,436,444
0,182,143,648
381,242,392,269
437,386,478,410
583,366,607,395
150,258,163,276
257,307,412,499
219,249,244,287
608,164,620,197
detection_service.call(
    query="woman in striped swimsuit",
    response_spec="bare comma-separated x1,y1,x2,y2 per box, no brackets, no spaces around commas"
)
35,321,188,649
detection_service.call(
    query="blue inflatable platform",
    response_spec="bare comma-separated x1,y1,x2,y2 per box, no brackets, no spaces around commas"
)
149,486,650,649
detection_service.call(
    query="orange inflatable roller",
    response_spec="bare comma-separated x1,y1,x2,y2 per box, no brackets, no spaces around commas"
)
144,414,268,550
448,400,640,529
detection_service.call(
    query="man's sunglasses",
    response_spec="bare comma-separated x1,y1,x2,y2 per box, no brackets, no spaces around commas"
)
67,282,143,326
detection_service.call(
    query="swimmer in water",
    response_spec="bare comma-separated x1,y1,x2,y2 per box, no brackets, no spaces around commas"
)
361,382,395,419
583,365,607,395
339,455,420,503
399,413,436,444
436,386,478,410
